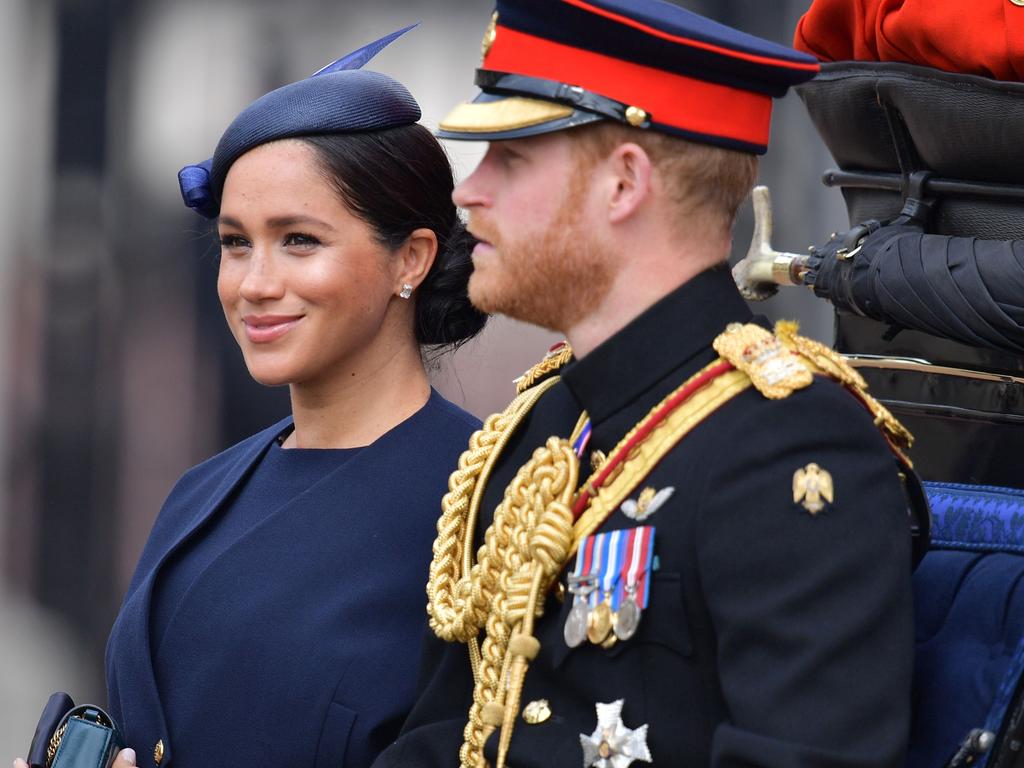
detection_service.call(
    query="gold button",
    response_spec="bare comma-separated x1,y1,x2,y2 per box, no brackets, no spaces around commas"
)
522,699,552,725
625,106,648,127
153,739,165,765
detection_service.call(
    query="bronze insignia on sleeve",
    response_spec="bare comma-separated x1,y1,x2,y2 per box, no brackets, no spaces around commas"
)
793,462,833,514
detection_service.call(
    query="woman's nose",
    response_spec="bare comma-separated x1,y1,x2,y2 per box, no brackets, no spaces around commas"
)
238,246,285,302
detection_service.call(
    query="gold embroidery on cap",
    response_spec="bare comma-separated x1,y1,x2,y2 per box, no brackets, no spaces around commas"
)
440,97,574,134
481,12,499,59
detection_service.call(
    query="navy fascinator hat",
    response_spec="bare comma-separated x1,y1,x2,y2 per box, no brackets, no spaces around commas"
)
178,24,421,219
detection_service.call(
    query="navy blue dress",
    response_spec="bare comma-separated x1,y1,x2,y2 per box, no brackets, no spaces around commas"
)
106,390,479,768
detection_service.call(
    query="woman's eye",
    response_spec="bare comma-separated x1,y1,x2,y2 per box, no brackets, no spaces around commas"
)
219,233,250,250
284,233,321,248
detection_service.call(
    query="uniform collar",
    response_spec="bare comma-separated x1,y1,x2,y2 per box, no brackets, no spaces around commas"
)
562,265,752,428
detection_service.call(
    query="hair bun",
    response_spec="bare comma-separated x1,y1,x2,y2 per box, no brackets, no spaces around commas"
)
415,217,487,347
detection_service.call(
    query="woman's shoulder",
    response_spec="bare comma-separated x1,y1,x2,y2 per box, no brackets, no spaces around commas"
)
421,388,482,433
373,390,478,478
169,417,293,498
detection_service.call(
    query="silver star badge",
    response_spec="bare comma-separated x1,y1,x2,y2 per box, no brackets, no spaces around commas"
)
579,700,652,768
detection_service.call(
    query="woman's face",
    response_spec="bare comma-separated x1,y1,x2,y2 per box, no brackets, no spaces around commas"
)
217,139,403,388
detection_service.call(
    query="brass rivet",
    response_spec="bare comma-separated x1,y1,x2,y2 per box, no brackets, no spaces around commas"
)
154,739,165,765
522,699,552,725
625,106,648,127
481,12,499,58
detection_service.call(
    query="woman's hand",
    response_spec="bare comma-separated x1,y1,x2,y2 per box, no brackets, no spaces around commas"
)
14,748,137,768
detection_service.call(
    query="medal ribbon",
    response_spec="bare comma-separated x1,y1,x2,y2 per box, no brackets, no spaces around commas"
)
571,533,599,608
613,526,656,609
572,418,592,458
598,530,622,608
589,532,607,609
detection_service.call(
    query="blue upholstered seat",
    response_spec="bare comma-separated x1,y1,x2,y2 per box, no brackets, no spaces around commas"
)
909,482,1024,768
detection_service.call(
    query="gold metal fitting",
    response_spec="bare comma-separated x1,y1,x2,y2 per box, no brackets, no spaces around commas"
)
154,739,165,766
482,701,506,726
509,634,541,660
625,106,648,127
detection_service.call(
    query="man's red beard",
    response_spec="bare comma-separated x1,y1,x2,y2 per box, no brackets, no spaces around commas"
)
467,176,616,334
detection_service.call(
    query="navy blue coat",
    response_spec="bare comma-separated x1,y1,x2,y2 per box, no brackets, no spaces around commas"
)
106,391,479,768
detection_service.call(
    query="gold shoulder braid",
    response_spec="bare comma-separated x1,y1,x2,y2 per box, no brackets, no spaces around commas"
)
428,346,574,673
712,322,812,398
428,345,578,768
427,323,912,768
772,320,914,459
514,342,573,394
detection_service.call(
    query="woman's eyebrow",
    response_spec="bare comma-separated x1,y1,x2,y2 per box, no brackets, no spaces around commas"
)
266,214,337,232
217,214,338,232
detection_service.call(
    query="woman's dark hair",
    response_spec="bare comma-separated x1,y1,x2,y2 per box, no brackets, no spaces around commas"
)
301,126,487,348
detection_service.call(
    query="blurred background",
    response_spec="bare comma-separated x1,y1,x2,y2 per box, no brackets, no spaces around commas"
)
0,0,848,756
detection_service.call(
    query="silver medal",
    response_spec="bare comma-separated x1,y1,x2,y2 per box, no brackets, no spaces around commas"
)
564,600,590,647
614,597,641,641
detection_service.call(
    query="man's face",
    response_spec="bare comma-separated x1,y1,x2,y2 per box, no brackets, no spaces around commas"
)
453,131,616,333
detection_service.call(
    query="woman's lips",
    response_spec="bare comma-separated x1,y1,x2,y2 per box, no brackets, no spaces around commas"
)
242,314,303,343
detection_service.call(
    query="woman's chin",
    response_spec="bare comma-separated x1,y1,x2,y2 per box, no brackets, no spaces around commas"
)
245,365,296,388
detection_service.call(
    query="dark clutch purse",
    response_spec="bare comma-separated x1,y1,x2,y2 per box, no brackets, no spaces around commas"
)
27,692,125,768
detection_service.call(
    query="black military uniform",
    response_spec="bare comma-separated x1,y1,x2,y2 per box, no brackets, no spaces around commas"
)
379,269,917,767
374,2,920,766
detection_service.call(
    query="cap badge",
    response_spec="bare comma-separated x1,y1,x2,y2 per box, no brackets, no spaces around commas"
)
481,11,498,60
793,462,833,514
580,700,652,768
621,487,673,522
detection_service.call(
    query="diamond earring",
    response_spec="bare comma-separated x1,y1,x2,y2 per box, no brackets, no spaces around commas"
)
399,283,414,299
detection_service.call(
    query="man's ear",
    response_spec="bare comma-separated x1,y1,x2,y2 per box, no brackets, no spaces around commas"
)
396,227,438,295
606,142,654,225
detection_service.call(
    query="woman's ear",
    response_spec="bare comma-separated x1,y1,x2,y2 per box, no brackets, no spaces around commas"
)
606,142,654,225
396,227,438,295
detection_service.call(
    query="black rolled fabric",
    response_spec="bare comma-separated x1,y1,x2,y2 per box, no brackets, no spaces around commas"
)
811,225,1024,354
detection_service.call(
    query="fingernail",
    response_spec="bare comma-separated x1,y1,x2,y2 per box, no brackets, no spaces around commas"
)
122,749,136,766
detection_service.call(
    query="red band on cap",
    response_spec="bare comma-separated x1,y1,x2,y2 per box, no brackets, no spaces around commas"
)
563,0,820,73
485,25,773,148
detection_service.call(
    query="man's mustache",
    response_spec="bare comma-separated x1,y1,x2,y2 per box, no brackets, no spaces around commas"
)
466,217,500,247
